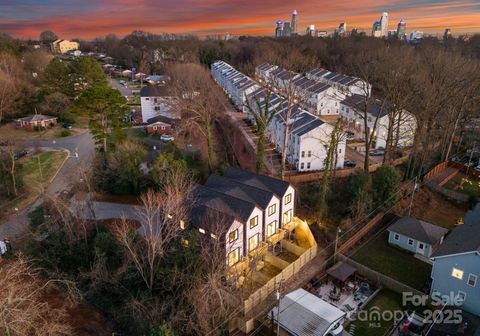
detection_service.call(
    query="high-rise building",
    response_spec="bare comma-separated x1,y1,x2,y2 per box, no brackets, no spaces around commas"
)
275,20,283,38
444,28,452,40
372,20,382,37
380,12,389,37
306,24,315,36
283,22,292,37
338,22,347,35
291,10,298,35
397,19,406,39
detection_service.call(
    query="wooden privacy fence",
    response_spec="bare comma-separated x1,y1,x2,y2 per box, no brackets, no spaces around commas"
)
338,254,425,296
243,243,318,317
338,212,384,255
284,156,409,184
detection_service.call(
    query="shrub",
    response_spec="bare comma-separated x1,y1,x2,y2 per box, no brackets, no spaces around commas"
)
60,129,71,137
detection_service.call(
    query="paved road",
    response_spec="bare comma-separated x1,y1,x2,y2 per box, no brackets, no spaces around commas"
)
0,131,95,240
109,78,133,97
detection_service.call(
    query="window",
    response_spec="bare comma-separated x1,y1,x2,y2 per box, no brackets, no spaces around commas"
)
468,274,477,287
199,228,206,234
268,204,276,216
285,193,292,205
153,126,157,130
249,216,259,229
457,291,466,302
301,163,304,169
418,243,424,250
179,220,185,230
228,229,238,243
248,234,259,252
338,148,342,153
393,233,400,241
307,150,312,158
408,239,414,246
452,268,464,280
301,151,305,158
267,221,277,237
228,248,240,266
145,98,149,101
307,162,311,169
283,210,293,224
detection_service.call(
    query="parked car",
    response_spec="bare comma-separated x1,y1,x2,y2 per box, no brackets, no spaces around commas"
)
62,123,73,129
14,150,28,160
345,131,355,140
160,134,174,142
369,149,385,156
344,160,356,168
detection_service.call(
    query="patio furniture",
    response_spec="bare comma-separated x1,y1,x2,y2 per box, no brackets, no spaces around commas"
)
344,304,355,311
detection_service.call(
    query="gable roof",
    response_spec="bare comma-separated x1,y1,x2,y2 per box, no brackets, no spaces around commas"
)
341,94,391,118
432,204,480,258
140,84,169,97
192,184,257,223
205,175,276,210
17,114,57,122
223,167,291,199
388,217,449,245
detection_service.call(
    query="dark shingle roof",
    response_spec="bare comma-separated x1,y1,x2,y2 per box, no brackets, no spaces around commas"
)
205,175,276,210
294,118,324,137
341,94,391,118
223,167,291,199
388,217,449,245
192,185,257,223
140,85,169,97
432,204,480,258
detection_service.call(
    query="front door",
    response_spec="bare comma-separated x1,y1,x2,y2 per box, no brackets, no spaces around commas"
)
417,242,425,255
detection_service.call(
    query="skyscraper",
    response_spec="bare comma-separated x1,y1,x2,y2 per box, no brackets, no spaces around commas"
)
306,24,315,36
372,20,382,37
275,20,283,38
283,22,292,37
338,22,347,35
397,19,406,39
380,12,389,37
291,10,298,35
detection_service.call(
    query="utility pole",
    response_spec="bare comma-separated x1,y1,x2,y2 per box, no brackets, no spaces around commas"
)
408,177,418,217
275,280,283,336
334,227,342,265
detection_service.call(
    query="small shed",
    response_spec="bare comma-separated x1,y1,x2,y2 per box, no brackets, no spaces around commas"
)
388,216,449,258
327,262,357,283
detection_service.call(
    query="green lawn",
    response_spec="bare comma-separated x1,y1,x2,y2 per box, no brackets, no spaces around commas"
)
444,174,480,199
352,231,432,290
351,289,414,336
19,150,67,188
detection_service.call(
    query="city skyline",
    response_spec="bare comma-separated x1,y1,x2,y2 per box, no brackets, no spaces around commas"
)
1,0,480,39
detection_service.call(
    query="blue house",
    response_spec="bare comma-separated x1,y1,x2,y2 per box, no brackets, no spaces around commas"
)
430,204,480,316
387,217,449,258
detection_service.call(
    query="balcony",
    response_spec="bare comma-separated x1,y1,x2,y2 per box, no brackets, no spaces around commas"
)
249,241,268,260
266,229,286,246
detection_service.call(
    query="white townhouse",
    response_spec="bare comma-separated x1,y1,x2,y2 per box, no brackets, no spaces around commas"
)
255,63,339,117
191,168,295,267
306,68,372,97
140,85,180,123
339,94,417,150
267,102,346,171
211,61,259,112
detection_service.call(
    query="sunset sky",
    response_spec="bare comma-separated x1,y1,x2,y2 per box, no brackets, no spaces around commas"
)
1,0,479,39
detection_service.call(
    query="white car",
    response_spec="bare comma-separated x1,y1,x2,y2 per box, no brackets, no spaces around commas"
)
160,134,174,142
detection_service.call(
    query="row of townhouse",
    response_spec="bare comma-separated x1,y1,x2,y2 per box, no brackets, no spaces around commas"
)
190,167,295,267
256,63,339,117
211,61,259,112
212,61,345,172
256,63,416,150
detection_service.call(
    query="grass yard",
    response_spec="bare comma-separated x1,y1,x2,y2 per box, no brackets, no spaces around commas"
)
444,173,480,199
351,289,418,336
0,122,83,141
352,231,432,290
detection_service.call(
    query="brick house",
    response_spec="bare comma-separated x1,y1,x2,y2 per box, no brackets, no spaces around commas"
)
145,121,172,136
16,114,58,131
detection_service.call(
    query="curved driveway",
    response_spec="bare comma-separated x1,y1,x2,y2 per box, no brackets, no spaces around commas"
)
0,131,95,240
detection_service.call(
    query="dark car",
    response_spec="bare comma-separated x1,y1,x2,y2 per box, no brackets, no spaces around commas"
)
14,150,28,160
369,149,385,156
62,123,73,129
344,159,357,168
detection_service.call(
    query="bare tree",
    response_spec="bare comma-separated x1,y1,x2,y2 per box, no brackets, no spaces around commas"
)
0,139,20,197
0,255,74,336
168,63,222,171
115,169,193,291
